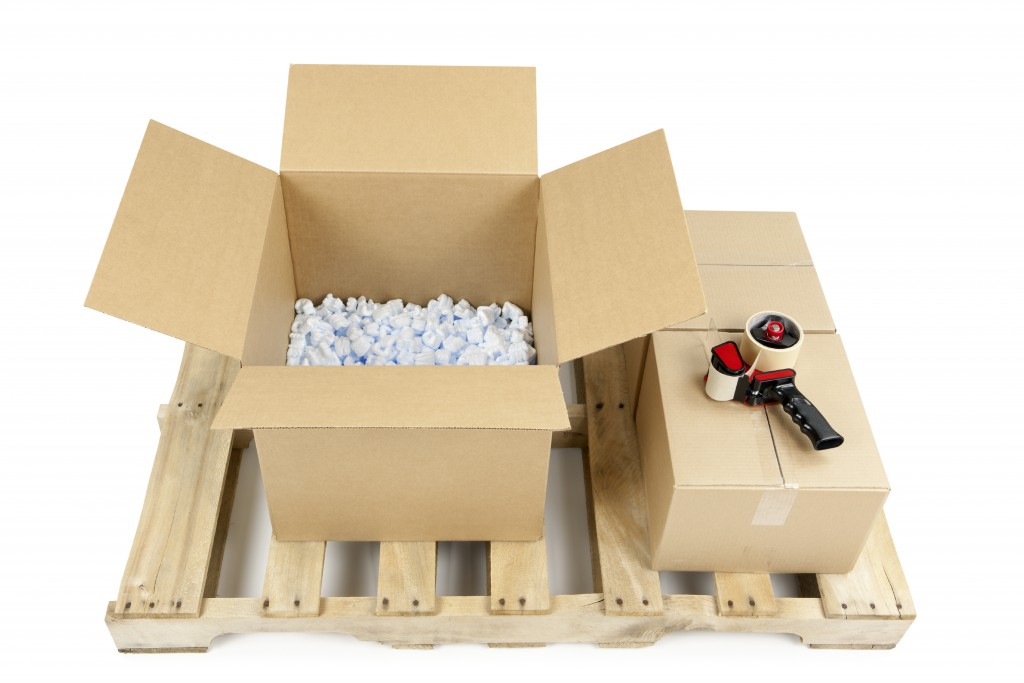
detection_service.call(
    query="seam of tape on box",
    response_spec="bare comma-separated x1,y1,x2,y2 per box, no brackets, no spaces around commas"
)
751,487,798,526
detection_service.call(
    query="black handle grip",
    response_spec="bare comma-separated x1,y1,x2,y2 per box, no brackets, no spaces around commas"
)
769,383,844,451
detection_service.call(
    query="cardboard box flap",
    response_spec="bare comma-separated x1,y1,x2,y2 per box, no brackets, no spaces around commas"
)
281,65,537,175
684,211,812,266
86,121,281,360
212,365,570,431
534,130,706,364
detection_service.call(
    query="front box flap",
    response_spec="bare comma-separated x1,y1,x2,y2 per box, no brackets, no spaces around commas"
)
86,121,282,360
212,366,570,431
281,64,537,175
535,130,705,364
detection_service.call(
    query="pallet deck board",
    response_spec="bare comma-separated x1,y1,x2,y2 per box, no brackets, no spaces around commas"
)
261,537,326,617
817,513,916,620
377,542,438,616
713,573,778,617
488,539,551,615
115,344,240,619
105,342,915,650
106,593,913,652
582,346,664,617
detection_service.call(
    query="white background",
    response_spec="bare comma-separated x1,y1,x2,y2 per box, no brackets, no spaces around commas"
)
1,1,1021,681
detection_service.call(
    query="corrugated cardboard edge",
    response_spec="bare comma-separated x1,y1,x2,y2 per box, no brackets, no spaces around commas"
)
212,365,570,431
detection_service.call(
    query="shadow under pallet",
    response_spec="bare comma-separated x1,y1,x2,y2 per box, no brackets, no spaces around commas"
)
105,343,915,652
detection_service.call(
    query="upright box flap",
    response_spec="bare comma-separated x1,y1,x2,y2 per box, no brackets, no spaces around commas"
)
281,65,537,175
535,130,705,364
212,366,570,431
86,121,281,360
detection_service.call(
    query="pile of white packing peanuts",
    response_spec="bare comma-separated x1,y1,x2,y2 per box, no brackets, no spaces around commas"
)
287,294,538,366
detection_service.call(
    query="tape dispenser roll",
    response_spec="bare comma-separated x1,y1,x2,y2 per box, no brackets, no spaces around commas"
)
740,311,804,371
705,340,746,401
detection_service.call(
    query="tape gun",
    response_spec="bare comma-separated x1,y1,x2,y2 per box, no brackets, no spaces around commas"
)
704,312,844,451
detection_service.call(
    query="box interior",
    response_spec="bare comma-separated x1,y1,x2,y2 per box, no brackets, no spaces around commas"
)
279,173,539,315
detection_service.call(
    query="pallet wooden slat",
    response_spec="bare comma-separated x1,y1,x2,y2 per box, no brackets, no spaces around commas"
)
816,512,916,620
489,539,551,615
106,593,914,652
582,346,664,617
261,537,326,618
115,344,240,618
377,542,438,616
714,573,778,616
203,448,244,599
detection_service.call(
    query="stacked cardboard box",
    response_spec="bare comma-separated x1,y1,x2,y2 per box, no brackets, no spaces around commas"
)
630,212,889,573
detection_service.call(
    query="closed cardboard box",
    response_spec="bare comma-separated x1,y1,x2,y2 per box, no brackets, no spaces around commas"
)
86,65,706,541
635,330,889,572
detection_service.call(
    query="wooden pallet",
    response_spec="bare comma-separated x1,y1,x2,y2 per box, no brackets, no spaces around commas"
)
105,343,915,652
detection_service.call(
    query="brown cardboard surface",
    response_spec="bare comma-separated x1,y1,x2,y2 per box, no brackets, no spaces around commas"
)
669,264,835,333
634,332,692,561
641,331,782,487
538,130,706,364
635,330,889,572
281,172,538,308
654,488,887,573
684,210,812,265
768,334,889,490
626,211,831,413
213,365,569,431
86,121,279,360
257,428,550,540
241,180,296,366
281,65,537,175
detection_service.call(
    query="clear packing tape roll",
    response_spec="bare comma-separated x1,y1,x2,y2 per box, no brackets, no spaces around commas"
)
740,311,804,372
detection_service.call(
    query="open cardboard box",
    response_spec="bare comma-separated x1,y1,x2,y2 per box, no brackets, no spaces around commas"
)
86,65,706,541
